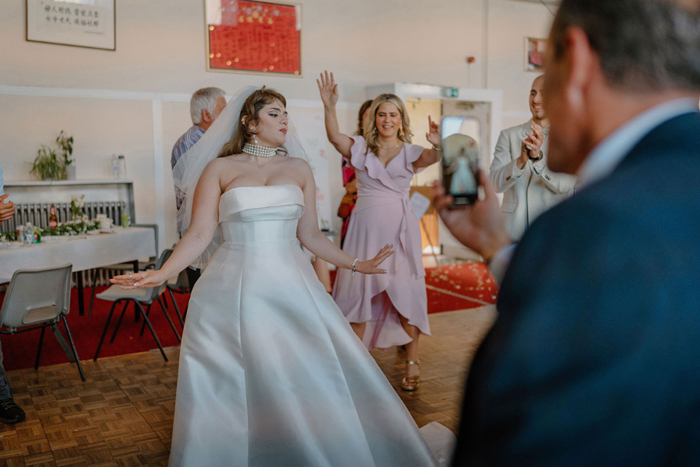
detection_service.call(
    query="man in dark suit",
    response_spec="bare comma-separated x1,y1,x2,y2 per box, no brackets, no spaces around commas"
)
435,0,700,464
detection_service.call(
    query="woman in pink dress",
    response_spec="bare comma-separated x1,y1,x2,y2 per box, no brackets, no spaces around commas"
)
318,71,442,391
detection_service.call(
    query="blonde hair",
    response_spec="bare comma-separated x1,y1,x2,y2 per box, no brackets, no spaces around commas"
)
218,87,288,158
362,94,413,155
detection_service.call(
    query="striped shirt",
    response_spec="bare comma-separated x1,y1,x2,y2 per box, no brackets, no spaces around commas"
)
171,125,205,225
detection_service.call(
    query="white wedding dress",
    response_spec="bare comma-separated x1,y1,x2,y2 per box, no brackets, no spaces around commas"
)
169,184,450,467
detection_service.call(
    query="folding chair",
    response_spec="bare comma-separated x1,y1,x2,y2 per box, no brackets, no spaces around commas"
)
92,249,179,362
0,264,85,381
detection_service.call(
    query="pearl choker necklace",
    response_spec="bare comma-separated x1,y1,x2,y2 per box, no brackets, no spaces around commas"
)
243,143,278,158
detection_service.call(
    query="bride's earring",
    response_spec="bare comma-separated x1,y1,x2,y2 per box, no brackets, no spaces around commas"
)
249,127,258,145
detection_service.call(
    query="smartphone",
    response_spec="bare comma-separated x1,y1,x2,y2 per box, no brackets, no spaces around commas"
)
441,129,480,207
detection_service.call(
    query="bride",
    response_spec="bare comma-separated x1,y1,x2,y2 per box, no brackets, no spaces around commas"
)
112,87,449,466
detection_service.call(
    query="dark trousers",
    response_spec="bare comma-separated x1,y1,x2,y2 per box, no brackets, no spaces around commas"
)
186,267,201,290
0,338,11,400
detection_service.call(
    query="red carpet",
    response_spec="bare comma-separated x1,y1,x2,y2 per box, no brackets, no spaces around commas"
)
2,262,497,371
0,286,188,372
425,262,499,312
330,261,498,314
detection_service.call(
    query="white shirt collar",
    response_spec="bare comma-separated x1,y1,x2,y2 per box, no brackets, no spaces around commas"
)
577,98,699,187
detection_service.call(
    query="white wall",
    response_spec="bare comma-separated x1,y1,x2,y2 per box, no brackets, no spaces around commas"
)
0,0,554,249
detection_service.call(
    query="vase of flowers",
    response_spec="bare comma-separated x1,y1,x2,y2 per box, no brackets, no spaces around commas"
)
70,194,86,220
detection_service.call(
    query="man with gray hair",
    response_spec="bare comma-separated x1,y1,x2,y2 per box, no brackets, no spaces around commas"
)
172,87,226,211
435,0,700,464
171,87,226,286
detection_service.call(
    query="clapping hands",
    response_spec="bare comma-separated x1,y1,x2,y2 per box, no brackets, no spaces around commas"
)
522,124,545,160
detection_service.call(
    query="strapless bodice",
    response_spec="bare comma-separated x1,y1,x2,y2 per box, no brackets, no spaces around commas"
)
218,184,305,244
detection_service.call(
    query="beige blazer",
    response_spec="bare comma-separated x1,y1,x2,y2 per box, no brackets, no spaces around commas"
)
490,120,577,240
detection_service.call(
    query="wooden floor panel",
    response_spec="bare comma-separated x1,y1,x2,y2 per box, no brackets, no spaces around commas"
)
0,306,497,466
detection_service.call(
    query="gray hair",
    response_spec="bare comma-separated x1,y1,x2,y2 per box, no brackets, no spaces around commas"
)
190,87,226,125
551,0,700,92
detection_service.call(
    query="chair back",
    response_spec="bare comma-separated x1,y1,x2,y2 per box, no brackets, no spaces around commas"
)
169,269,190,292
0,264,73,332
143,249,174,302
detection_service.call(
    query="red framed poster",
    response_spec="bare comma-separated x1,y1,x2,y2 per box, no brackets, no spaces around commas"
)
205,0,302,76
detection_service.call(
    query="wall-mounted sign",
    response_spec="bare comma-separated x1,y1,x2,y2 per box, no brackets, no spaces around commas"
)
443,87,459,98
26,0,116,51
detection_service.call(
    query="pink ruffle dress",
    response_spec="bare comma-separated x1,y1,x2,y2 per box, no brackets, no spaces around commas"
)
332,136,430,350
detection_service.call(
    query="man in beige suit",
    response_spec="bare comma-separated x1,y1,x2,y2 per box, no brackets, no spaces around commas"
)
490,75,577,240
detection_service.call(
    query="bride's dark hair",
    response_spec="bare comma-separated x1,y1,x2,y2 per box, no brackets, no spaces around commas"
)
218,86,287,158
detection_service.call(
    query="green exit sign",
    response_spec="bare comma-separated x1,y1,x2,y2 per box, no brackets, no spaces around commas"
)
443,87,459,98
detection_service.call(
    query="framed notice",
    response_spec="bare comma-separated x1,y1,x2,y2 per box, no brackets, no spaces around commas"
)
205,0,302,76
26,0,116,51
525,37,547,72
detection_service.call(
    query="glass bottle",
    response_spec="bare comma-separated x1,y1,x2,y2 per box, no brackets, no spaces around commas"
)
24,222,33,244
111,154,121,179
49,205,58,229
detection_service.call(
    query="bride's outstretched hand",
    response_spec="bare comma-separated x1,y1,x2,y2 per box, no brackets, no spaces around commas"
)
317,70,339,108
110,270,166,290
355,244,395,275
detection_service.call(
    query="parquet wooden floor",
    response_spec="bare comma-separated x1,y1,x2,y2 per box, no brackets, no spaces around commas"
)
0,306,497,466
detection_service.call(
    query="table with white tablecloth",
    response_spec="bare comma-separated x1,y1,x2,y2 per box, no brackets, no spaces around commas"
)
0,227,156,315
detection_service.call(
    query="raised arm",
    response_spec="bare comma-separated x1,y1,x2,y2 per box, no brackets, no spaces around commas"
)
294,159,393,274
413,115,442,171
112,160,224,289
317,71,354,159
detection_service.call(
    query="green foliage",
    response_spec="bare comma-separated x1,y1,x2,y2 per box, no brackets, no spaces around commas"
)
29,131,74,180
31,145,67,181
39,219,98,236
0,231,18,242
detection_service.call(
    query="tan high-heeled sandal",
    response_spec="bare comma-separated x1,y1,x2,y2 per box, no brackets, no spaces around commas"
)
401,360,421,391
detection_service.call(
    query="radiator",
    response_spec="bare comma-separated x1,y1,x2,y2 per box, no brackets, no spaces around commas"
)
1,201,127,233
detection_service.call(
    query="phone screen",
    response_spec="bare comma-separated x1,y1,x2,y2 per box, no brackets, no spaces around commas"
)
441,126,479,206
